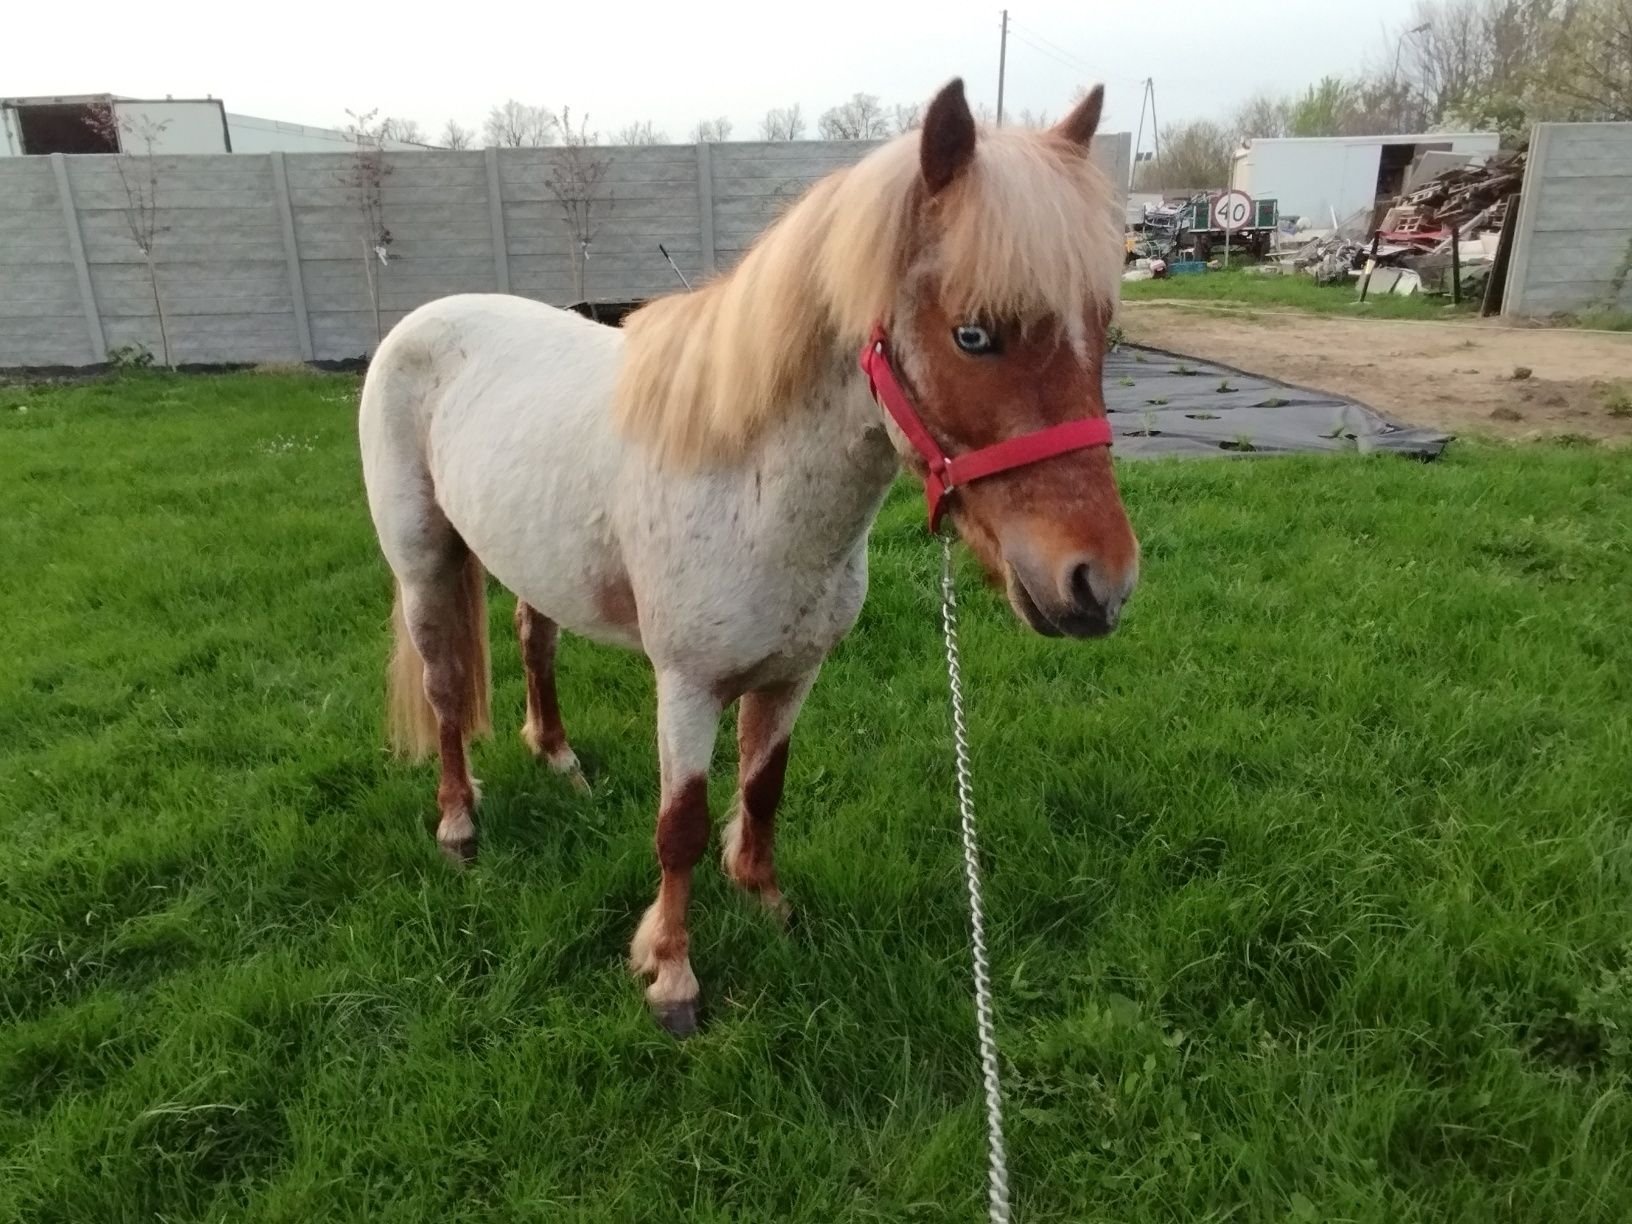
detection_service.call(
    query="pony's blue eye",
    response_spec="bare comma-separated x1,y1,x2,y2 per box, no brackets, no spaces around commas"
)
953,324,998,354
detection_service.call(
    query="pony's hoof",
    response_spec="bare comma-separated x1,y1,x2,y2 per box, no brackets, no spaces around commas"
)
438,836,477,867
547,746,591,793
760,891,792,928
651,999,699,1038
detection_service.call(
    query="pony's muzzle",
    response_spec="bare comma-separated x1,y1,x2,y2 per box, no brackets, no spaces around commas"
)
1005,551,1136,639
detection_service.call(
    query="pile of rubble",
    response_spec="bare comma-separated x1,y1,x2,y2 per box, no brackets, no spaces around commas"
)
1380,156,1525,238
1281,150,1526,299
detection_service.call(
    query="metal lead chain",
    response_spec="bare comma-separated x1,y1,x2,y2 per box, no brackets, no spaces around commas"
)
939,529,1011,1224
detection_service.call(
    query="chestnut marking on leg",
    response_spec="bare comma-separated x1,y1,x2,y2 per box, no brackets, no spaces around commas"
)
630,675,721,1036
722,675,815,921
515,600,588,791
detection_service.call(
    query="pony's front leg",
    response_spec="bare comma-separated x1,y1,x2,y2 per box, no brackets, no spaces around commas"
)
630,673,722,1036
722,673,817,921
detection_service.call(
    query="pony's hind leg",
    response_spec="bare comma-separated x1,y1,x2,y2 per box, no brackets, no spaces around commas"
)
395,549,492,865
514,601,588,791
630,673,722,1036
722,673,817,921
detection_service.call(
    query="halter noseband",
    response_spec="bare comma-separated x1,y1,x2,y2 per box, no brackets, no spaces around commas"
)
858,323,1114,531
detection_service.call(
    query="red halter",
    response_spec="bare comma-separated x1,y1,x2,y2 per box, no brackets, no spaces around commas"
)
858,324,1114,531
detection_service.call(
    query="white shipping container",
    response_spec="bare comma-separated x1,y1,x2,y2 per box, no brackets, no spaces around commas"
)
1230,133,1501,226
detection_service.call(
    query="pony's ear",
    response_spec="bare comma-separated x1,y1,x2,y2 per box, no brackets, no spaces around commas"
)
920,78,977,195
1053,84,1104,150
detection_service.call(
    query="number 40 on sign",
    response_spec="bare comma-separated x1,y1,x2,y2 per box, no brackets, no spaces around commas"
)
1212,190,1253,231
1214,189,1246,231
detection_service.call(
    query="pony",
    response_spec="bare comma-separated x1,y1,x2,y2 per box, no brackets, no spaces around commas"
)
357,78,1138,1035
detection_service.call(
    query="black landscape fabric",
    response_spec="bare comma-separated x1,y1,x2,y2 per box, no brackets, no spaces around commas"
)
1105,344,1453,460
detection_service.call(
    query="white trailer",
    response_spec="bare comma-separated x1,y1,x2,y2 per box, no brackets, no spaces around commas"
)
2,95,427,156
1230,132,1501,227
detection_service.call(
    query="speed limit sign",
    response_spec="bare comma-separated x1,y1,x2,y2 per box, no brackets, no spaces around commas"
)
1212,189,1253,231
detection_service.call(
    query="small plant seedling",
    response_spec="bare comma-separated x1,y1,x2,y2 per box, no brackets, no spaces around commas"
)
1185,411,1219,420
1259,396,1288,408
1134,353,1148,363
1221,434,1257,452
1145,396,1168,406
1173,364,1198,376
1117,376,1136,387
1105,323,1126,351
1216,379,1236,393
1604,384,1632,418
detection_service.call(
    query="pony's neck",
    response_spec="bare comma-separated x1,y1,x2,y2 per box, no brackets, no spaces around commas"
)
753,351,899,567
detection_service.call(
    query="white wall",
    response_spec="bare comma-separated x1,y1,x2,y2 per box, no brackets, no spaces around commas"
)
0,132,1132,367
1503,121,1632,317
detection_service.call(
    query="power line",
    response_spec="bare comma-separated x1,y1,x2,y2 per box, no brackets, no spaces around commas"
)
1008,19,1146,88
1008,30,1095,80
1007,20,1097,76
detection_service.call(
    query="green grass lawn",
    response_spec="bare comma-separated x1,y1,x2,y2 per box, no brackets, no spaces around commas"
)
1120,267,1482,321
3,372,1631,1222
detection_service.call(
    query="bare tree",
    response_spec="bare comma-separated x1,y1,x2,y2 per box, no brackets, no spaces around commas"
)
85,102,173,367
1012,107,1052,129
1232,93,1293,141
483,100,557,147
547,107,614,302
690,116,734,142
890,102,923,133
818,93,891,139
340,109,393,348
760,104,807,141
616,119,668,145
379,117,426,145
440,119,474,150
1133,118,1233,191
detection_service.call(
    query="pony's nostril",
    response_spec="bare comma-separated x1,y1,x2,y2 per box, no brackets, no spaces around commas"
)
1069,562,1100,614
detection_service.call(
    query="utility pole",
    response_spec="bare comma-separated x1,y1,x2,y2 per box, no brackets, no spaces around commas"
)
996,9,1009,125
1131,79,1150,191
1148,78,1162,186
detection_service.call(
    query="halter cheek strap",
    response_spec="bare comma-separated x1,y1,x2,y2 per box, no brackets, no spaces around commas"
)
858,323,1114,531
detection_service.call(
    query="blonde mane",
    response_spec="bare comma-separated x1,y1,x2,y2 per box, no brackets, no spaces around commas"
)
614,124,1123,467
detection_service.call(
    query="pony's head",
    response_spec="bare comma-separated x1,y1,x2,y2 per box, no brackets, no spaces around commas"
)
871,79,1136,638
617,77,1136,636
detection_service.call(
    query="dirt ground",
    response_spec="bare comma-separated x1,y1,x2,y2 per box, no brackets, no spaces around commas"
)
1119,303,1632,445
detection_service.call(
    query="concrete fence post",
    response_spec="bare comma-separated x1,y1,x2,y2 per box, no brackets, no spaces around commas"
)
269,152,315,362
485,147,511,293
696,142,717,277
50,152,105,362
1500,122,1550,318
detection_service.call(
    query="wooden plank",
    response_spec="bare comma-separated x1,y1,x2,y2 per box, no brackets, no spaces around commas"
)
1481,193,1519,317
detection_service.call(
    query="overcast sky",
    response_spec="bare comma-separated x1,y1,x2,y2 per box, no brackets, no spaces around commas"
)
9,0,1431,143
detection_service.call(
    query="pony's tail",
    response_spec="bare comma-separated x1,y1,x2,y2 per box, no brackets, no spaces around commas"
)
387,552,492,759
